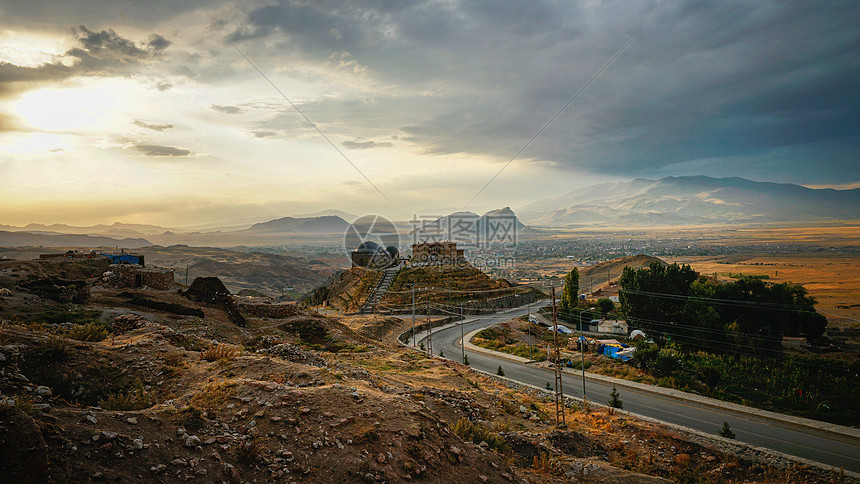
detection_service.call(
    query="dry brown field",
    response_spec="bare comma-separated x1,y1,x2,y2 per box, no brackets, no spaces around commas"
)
668,253,860,328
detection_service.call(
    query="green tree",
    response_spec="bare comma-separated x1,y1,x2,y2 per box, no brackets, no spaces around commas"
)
619,262,698,341
609,386,623,409
620,263,828,356
597,297,614,315
497,365,505,376
559,268,580,314
699,365,722,395
718,421,736,439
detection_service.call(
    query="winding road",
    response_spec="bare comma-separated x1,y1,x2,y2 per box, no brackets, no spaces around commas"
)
412,305,860,473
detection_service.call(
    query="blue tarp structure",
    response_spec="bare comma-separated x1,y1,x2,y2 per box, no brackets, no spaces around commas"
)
99,253,144,266
596,342,633,361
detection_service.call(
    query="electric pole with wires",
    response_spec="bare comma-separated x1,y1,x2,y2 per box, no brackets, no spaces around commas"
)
543,280,565,426
426,288,432,356
411,285,416,346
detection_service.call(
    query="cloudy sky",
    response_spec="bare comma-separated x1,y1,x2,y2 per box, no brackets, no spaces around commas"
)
1,0,858,226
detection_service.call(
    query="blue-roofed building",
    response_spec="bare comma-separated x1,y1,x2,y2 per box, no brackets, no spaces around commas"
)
99,253,145,266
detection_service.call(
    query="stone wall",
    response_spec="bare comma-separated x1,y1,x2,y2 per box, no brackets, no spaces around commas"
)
235,297,299,319
104,264,174,290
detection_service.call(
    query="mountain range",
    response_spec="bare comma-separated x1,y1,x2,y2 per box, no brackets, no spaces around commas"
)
240,215,351,234
519,176,860,226
2,177,858,249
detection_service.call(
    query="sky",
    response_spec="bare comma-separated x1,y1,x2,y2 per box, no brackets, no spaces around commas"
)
1,0,858,226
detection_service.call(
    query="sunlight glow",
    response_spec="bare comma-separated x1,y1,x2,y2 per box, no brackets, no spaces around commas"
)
0,132,68,155
9,82,121,132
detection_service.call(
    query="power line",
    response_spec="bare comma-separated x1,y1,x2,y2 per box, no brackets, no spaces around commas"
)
619,289,823,313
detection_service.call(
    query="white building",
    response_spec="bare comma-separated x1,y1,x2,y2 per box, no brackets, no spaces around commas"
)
597,319,628,335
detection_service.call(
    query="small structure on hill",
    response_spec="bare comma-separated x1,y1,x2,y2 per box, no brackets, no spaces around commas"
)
182,276,246,326
100,252,145,266
597,319,628,335
350,241,399,269
630,329,646,341
103,264,173,290
39,250,99,260
411,241,464,265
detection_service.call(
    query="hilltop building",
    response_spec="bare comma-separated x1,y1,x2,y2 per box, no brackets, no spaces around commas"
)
411,241,464,265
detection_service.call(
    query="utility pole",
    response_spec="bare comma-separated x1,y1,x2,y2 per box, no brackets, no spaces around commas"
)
551,286,565,426
460,305,465,362
528,319,532,360
185,264,189,285
426,288,432,356
411,285,416,347
579,308,586,402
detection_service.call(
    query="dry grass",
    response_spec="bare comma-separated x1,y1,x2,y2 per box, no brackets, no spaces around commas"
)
189,381,236,412
67,322,108,342
236,438,266,465
100,388,154,411
162,352,185,366
200,344,240,361
532,452,561,475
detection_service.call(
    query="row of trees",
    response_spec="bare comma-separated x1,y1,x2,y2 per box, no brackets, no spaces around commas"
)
618,262,827,356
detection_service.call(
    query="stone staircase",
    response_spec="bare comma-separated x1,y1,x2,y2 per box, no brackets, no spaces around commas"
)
358,265,401,314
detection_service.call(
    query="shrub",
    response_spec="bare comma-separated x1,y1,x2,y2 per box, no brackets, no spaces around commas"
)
67,322,108,342
533,452,560,475
718,421,736,439
190,382,236,412
609,386,623,409
278,319,328,344
39,336,71,360
200,344,240,361
597,298,614,314
453,418,508,452
175,406,206,431
100,387,154,411
14,397,35,415
236,437,266,465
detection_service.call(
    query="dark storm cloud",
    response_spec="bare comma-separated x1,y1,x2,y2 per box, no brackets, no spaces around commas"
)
342,140,393,149
0,26,172,98
73,26,170,59
228,0,859,184
0,0,213,27
134,144,192,157
133,120,174,131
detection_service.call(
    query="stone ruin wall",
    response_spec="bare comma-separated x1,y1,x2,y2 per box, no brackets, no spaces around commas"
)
235,298,299,319
105,264,174,290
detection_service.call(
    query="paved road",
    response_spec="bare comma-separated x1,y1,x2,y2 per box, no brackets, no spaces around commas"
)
413,306,860,473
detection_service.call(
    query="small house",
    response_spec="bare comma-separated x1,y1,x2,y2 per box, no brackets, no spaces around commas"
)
597,319,628,335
